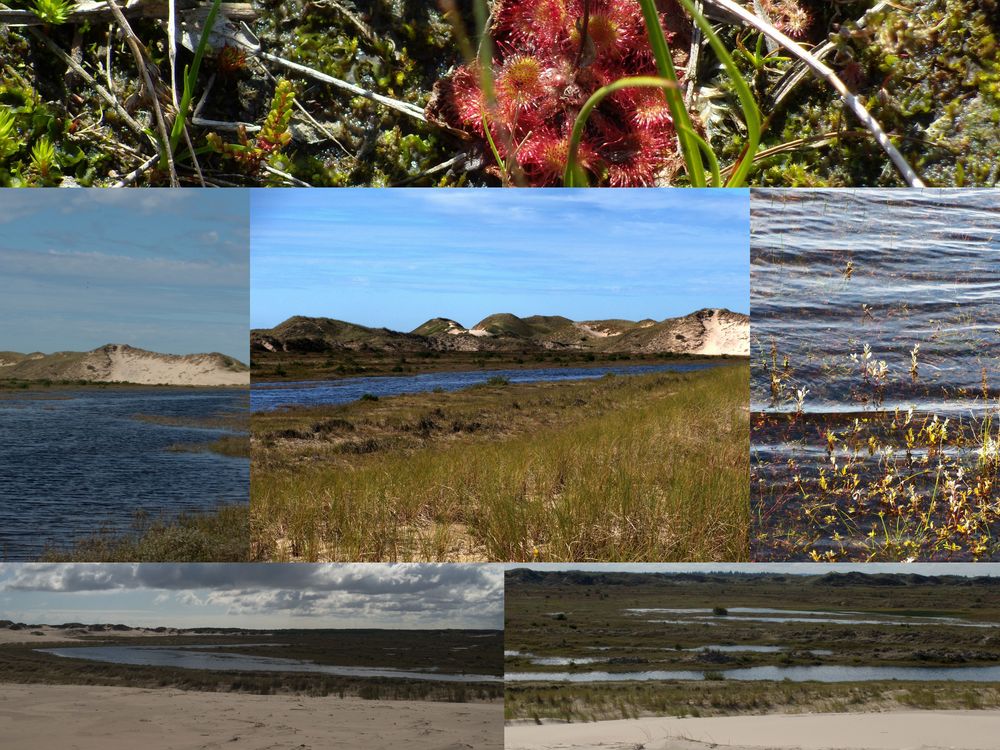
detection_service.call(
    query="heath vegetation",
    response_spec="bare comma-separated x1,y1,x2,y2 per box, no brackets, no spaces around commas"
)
251,364,749,562
0,627,502,702
503,569,1000,722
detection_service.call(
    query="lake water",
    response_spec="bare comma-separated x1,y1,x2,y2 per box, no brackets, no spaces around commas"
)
750,190,1000,560
506,664,1000,683
751,190,999,411
251,362,719,411
38,644,500,683
627,607,997,629
0,389,248,560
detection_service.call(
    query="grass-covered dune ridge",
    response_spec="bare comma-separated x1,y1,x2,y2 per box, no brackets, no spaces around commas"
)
252,309,749,358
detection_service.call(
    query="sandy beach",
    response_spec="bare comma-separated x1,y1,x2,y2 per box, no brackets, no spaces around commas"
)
505,710,1000,750
0,684,501,750
0,625,253,645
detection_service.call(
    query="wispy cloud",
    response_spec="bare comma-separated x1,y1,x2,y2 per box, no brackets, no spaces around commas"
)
251,190,748,329
0,191,248,359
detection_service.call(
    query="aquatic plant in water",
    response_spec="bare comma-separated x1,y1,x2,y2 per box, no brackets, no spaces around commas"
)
754,353,1000,562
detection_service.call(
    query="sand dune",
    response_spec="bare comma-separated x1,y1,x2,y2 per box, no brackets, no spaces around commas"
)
1,344,249,386
0,624,252,645
505,710,1000,750
0,684,502,750
694,309,750,356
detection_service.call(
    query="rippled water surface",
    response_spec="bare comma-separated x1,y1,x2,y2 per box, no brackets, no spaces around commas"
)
750,190,1000,561
0,389,248,559
252,363,719,411
751,190,999,410
39,644,499,683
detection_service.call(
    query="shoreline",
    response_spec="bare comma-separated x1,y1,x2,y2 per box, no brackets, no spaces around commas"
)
0,381,250,395
251,353,748,384
505,709,1000,750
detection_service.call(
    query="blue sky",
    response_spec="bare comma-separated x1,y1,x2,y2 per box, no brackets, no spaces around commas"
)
251,190,749,331
0,564,503,630
0,192,248,362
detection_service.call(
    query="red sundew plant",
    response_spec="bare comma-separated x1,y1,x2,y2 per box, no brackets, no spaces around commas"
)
428,0,692,186
758,0,812,39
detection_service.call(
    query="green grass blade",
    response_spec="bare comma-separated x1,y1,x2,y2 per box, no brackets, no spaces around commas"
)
473,0,496,103
563,76,679,187
168,0,222,162
636,0,705,186
678,125,721,187
675,0,761,187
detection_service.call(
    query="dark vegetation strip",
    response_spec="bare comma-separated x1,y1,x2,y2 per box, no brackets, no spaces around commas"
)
0,644,500,703
40,504,249,562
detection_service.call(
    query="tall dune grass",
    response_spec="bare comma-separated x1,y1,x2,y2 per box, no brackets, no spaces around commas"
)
252,365,749,562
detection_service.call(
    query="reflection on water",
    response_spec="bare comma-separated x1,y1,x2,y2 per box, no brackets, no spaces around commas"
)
504,650,604,665
627,607,997,629
751,190,999,410
251,363,719,411
0,389,248,560
39,645,500,683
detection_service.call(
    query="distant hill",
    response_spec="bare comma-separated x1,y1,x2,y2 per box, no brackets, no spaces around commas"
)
0,344,249,386
252,316,416,353
252,308,750,357
504,568,1000,590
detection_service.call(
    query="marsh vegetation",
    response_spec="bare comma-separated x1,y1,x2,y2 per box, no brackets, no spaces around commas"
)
503,569,1000,722
251,363,749,562
0,627,502,701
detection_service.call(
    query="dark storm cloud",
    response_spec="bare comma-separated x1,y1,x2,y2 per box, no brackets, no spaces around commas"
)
0,564,504,628
2,563,498,594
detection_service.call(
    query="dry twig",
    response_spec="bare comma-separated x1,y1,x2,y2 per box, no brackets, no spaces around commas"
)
104,0,179,185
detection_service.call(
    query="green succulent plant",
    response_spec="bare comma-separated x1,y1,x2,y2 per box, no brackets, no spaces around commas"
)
31,0,75,25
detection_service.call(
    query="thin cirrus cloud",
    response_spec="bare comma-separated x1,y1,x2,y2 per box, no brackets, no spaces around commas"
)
251,189,749,331
0,564,504,630
0,191,248,361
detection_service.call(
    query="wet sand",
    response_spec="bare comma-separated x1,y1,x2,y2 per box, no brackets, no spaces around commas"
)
0,684,502,750
505,710,1000,750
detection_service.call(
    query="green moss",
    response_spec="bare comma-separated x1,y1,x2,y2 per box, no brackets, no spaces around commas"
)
253,0,469,186
2,0,993,185
721,0,1000,186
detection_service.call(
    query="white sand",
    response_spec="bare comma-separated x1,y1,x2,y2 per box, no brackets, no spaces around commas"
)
0,626,259,645
93,345,249,386
574,323,612,338
505,710,1000,750
0,626,88,645
694,310,750,356
0,684,502,750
